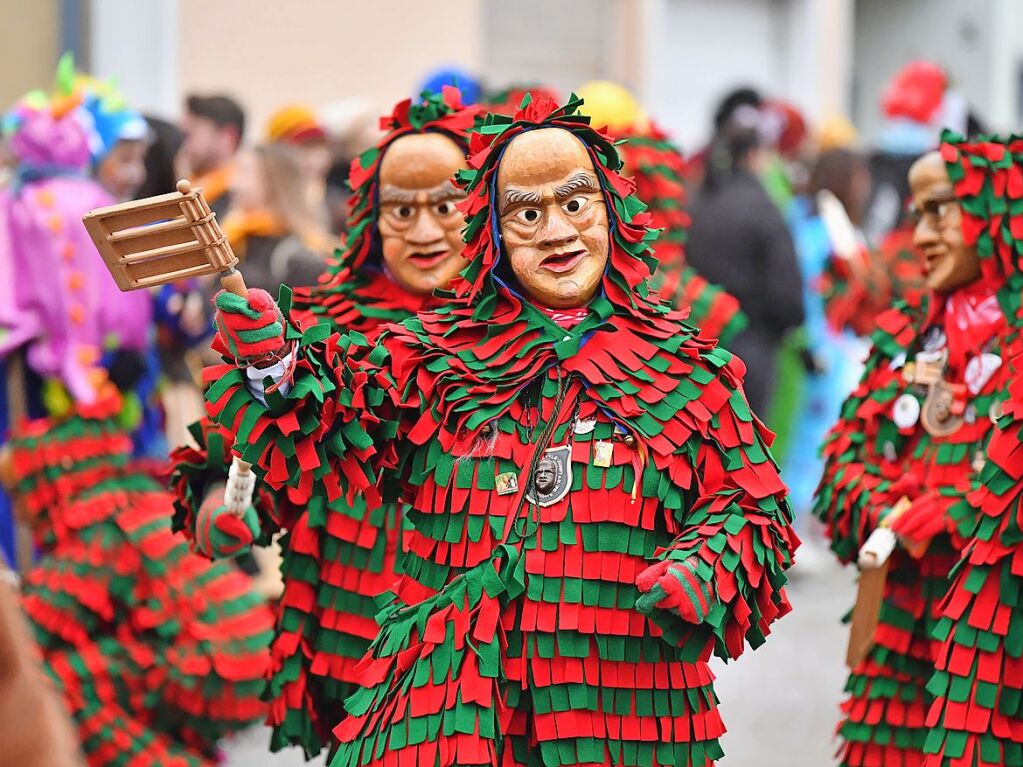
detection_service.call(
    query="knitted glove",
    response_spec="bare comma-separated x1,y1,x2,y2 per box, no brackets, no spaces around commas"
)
889,490,946,547
887,471,923,502
871,471,924,527
194,485,261,559
214,288,286,360
634,558,714,624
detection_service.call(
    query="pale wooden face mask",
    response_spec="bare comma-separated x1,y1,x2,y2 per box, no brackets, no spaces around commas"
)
377,132,468,295
496,128,609,309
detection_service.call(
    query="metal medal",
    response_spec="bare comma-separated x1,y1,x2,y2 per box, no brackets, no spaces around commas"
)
920,380,964,438
525,445,573,507
574,416,597,435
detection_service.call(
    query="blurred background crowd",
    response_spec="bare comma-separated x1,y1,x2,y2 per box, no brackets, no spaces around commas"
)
0,1,1020,764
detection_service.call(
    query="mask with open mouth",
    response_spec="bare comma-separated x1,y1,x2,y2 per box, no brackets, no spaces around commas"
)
293,88,479,328
454,92,666,326
496,127,610,308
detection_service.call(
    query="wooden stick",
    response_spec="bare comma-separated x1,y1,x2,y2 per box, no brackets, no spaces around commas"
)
83,178,254,509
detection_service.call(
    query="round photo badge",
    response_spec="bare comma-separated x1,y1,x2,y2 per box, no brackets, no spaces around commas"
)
892,393,921,430
921,380,964,438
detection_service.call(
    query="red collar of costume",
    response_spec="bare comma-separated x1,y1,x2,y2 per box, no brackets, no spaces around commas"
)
292,269,433,337
535,303,590,329
926,277,1007,374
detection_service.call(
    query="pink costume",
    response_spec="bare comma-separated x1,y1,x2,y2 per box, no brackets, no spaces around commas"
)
0,100,151,403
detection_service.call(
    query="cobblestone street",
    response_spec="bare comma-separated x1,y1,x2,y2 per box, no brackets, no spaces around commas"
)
223,554,855,766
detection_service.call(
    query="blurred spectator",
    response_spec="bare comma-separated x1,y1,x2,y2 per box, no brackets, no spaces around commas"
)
179,94,244,217
575,79,746,345
137,114,183,198
50,53,150,201
418,65,482,105
760,99,810,210
783,148,872,520
713,85,763,132
818,113,859,153
686,110,805,414
265,102,330,212
321,96,380,234
863,60,979,245
222,143,336,294
139,114,212,447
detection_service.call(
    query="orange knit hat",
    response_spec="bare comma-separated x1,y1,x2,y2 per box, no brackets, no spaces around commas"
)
265,103,326,144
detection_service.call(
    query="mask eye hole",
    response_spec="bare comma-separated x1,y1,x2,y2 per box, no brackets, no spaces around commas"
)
562,195,587,215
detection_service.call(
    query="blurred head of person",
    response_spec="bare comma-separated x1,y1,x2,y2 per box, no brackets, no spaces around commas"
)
265,103,331,183
702,105,764,193
47,54,150,200
817,113,859,153
809,148,871,226
713,86,762,134
760,100,808,161
228,143,331,251
878,61,976,156
180,94,244,177
94,137,147,200
908,151,978,294
136,114,183,198
418,66,482,107
81,98,149,200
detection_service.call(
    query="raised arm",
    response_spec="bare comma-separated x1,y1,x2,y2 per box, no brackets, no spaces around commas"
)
206,286,396,511
636,356,798,662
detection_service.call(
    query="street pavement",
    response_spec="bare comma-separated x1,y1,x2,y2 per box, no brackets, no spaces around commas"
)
223,553,855,767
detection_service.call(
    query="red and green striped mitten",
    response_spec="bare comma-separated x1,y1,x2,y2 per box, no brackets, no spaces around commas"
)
635,558,714,624
194,485,261,559
214,288,286,360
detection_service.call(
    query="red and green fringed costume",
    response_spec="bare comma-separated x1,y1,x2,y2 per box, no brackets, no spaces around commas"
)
921,134,1023,766
617,122,746,344
171,88,479,757
9,391,274,767
820,223,927,338
813,133,1023,767
206,94,797,766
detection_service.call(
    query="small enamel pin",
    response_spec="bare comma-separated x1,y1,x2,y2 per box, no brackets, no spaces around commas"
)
495,472,519,496
592,440,613,468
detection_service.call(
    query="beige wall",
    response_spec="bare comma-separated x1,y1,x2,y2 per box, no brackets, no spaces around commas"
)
178,0,482,142
0,0,60,110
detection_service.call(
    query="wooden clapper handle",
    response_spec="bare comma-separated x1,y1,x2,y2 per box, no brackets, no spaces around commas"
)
215,270,256,516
